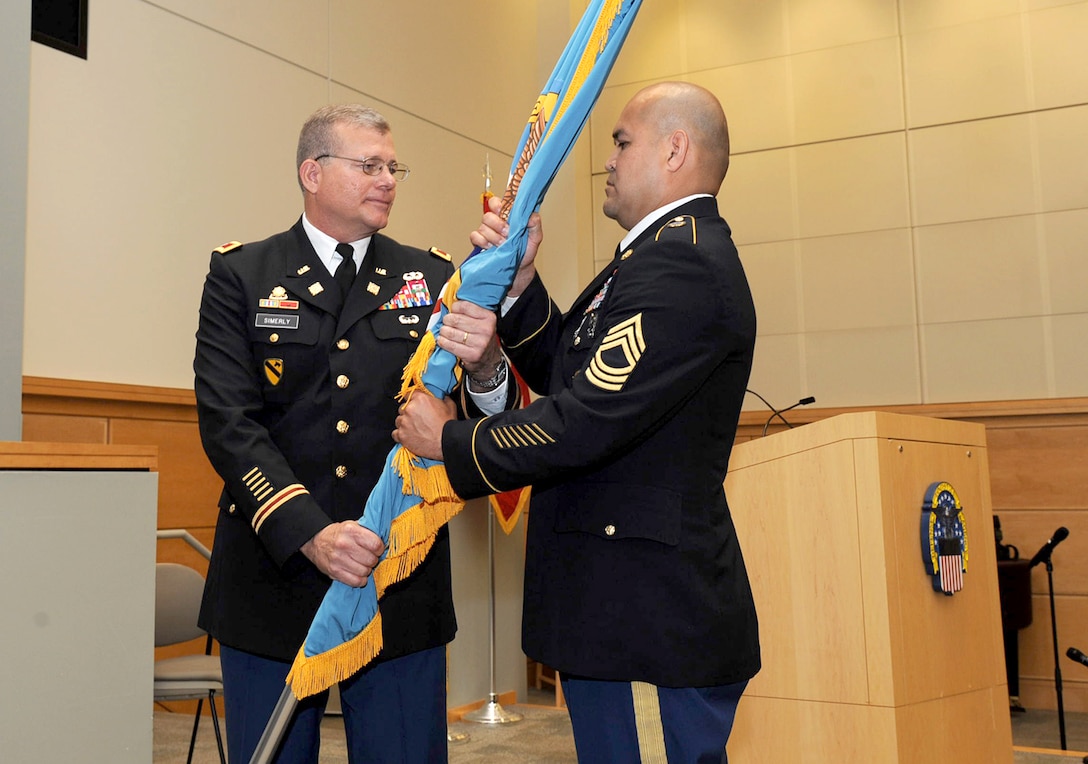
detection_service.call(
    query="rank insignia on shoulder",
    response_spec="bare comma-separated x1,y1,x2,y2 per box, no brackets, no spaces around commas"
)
654,215,697,244
429,246,452,262
214,240,243,254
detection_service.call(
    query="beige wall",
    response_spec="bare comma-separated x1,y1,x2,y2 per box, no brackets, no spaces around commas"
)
584,0,1088,410
24,0,586,388
27,1,1087,406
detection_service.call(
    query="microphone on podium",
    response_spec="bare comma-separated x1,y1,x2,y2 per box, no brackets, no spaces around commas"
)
1067,647,1088,668
745,389,816,437
1028,527,1069,568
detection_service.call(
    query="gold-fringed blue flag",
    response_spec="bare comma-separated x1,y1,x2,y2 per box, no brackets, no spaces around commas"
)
481,155,534,536
286,0,643,699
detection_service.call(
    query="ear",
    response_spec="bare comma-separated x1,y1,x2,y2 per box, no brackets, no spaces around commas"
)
299,159,322,194
665,129,690,171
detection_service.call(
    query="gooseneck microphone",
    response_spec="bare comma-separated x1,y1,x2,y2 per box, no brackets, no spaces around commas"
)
746,389,816,437
1029,527,1070,568
1067,647,1088,668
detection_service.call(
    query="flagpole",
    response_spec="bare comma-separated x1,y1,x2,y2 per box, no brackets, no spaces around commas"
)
462,506,522,724
248,685,297,764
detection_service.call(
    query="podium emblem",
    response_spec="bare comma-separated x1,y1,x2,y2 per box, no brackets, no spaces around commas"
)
920,481,968,595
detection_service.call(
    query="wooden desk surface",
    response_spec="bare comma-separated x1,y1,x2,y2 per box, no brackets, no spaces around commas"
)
0,441,157,470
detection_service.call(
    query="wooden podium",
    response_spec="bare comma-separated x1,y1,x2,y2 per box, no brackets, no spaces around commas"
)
725,412,1013,763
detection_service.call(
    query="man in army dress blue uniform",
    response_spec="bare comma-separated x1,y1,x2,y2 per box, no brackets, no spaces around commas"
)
194,104,502,763
396,82,761,763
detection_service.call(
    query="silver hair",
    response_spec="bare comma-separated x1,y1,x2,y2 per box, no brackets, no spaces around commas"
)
296,104,391,186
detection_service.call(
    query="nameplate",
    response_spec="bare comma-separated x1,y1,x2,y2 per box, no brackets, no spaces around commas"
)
255,313,300,330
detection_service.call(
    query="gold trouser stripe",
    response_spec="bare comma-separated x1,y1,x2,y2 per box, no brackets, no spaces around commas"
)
631,680,668,763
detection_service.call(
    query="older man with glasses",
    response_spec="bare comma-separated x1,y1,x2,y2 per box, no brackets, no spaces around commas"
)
193,103,504,763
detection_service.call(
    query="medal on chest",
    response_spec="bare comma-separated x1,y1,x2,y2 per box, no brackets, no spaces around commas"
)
573,269,616,346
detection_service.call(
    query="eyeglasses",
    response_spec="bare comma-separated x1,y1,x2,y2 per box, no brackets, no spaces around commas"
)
314,154,410,181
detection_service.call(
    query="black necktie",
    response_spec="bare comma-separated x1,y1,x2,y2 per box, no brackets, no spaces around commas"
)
334,243,356,298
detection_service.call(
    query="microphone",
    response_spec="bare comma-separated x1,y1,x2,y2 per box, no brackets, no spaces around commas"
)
746,389,816,437
1068,647,1088,668
1029,527,1069,568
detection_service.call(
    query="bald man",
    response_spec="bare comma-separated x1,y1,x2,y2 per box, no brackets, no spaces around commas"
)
396,82,760,762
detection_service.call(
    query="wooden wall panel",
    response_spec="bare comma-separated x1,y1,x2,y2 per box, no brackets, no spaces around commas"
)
22,413,108,444
111,418,220,529
1000,511,1088,597
986,426,1088,510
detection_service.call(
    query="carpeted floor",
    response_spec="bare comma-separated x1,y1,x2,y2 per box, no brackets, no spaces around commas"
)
1009,708,1088,764
152,702,575,763
154,703,1088,763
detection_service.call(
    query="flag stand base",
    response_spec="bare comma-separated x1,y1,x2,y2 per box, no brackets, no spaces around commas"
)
463,693,523,724
463,506,524,726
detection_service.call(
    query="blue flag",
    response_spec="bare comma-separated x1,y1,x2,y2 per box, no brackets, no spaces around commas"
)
287,0,643,699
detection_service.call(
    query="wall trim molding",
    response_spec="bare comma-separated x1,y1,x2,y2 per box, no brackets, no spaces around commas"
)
739,396,1088,436
22,375,197,422
26,376,1088,429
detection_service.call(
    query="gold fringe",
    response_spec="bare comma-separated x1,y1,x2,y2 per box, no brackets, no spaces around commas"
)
287,462,465,699
287,610,384,699
398,330,436,402
288,291,474,700
376,463,465,596
393,445,421,495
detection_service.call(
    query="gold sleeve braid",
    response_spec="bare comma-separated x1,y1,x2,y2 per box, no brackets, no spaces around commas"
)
504,299,553,350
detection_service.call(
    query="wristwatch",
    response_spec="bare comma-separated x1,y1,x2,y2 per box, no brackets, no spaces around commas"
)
468,357,508,392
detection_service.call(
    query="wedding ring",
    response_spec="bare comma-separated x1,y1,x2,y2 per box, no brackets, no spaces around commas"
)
462,331,469,344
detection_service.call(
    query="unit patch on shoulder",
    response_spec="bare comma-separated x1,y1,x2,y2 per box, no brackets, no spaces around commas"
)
429,246,452,262
654,215,697,245
214,240,243,254
584,313,646,392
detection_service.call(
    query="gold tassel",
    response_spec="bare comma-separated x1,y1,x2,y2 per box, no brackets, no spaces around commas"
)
393,446,422,495
287,611,385,700
398,331,436,401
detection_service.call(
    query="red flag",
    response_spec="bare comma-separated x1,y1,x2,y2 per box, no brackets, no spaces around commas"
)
487,362,532,534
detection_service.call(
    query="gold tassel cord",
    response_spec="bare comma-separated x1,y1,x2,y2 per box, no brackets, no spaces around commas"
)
398,330,437,402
